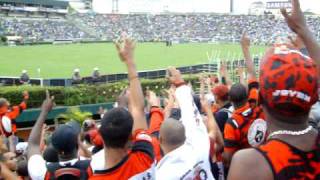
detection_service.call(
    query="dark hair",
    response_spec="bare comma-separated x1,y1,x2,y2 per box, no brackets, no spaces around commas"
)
43,146,59,163
99,108,133,148
169,108,181,120
229,83,248,106
220,93,229,102
17,159,28,177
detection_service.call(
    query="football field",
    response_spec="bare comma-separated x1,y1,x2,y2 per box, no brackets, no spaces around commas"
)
0,42,266,78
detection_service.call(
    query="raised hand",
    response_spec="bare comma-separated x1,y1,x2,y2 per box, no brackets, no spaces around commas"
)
22,91,29,100
146,91,160,107
240,31,250,49
41,90,54,113
281,0,306,34
288,35,305,49
199,75,207,87
220,61,227,77
115,36,136,65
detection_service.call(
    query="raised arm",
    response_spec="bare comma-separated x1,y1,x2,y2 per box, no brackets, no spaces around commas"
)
163,87,176,119
220,61,232,87
27,90,54,159
201,98,224,153
240,32,256,81
115,37,147,131
199,75,206,100
167,67,210,151
281,0,320,71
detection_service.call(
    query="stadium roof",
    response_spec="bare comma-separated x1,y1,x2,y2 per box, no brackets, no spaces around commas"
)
0,0,69,7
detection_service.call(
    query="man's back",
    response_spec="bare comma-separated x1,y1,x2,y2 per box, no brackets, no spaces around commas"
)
156,141,213,180
90,130,156,180
156,85,214,180
90,151,155,180
224,103,265,152
255,132,320,180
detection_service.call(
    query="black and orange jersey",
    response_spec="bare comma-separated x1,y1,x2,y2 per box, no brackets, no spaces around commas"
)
224,103,265,153
255,133,320,180
89,130,155,180
0,101,27,135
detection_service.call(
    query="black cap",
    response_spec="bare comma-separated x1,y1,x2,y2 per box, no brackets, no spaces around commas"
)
51,125,78,154
66,120,81,135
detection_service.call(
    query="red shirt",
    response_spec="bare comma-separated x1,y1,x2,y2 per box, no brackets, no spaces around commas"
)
89,130,156,180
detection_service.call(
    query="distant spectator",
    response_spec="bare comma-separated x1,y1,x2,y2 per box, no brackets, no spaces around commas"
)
19,70,30,85
92,67,101,83
72,68,82,84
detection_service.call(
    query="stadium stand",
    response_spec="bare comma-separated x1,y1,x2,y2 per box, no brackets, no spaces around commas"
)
0,0,319,180
1,12,320,44
0,0,320,44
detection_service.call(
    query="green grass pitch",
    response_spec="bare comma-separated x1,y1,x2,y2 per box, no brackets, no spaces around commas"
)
0,42,266,78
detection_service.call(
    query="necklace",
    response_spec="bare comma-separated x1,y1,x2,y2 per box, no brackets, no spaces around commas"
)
267,126,313,140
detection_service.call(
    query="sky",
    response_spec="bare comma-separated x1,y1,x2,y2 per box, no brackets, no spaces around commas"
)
91,0,320,14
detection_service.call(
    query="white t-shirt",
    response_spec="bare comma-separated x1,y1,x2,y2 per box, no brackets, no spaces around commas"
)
90,149,105,171
28,155,79,180
156,85,214,180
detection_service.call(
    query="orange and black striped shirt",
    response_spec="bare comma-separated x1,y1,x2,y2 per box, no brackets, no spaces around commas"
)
224,103,264,153
256,133,320,180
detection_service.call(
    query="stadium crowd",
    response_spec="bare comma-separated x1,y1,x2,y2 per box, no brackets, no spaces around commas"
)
1,12,320,44
0,17,90,41
0,0,319,179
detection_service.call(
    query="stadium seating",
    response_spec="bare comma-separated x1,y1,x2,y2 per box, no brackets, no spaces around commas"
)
1,13,320,44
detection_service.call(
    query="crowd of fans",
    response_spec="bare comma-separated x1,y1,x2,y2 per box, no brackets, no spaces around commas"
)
0,17,90,41
0,0,319,179
1,12,320,44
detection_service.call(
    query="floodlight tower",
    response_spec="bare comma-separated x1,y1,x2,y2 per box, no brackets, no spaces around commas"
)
230,0,234,13
112,0,119,13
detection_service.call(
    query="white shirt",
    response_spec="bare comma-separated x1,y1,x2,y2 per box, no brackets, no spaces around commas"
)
90,149,105,171
156,85,214,180
28,155,80,180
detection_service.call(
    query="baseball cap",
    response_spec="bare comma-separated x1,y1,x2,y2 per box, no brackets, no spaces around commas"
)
66,120,81,135
16,142,28,155
51,125,78,154
259,48,318,116
212,85,229,99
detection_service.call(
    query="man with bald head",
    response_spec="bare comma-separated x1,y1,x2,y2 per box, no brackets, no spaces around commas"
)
159,118,186,154
156,68,214,180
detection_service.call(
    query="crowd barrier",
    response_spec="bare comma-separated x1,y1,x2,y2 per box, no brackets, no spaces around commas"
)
0,58,260,87
0,63,219,87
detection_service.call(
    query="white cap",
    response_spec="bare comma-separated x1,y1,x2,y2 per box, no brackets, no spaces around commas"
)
22,70,27,73
94,67,99,71
74,68,80,72
16,142,28,153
